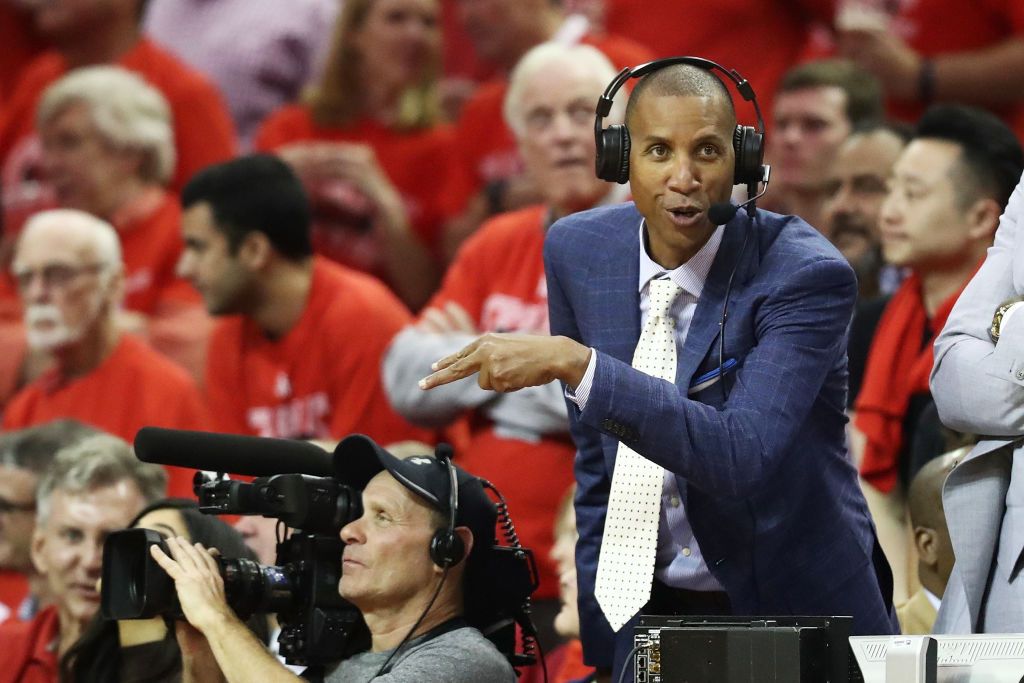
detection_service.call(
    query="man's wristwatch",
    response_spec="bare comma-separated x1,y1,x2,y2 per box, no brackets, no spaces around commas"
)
990,301,1022,342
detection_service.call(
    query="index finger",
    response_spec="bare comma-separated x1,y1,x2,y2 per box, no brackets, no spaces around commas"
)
418,347,482,390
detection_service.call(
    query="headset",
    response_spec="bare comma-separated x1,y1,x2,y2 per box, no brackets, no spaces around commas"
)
594,56,767,192
429,444,464,568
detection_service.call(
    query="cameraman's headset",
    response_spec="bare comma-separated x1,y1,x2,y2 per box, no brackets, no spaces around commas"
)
430,445,463,568
594,55,767,191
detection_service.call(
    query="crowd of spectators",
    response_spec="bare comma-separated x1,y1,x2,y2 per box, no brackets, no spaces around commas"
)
0,0,1023,681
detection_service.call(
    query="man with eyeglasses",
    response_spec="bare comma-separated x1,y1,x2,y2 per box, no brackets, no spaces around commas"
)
0,420,97,624
1,209,208,497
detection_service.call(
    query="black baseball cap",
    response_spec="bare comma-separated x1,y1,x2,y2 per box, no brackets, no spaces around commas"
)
332,435,497,558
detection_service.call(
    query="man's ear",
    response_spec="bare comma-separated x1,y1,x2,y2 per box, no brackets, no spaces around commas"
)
433,526,475,576
237,231,273,270
455,527,474,564
30,526,49,576
915,525,938,566
965,196,1002,241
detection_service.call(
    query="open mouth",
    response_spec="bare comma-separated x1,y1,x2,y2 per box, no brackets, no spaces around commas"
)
665,206,704,226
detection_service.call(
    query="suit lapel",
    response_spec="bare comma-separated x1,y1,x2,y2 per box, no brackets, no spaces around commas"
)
676,217,755,386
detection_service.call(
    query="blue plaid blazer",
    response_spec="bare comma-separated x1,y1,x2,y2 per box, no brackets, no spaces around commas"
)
544,202,897,671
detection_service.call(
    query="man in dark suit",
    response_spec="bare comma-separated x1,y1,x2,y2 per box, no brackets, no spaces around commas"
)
421,62,897,681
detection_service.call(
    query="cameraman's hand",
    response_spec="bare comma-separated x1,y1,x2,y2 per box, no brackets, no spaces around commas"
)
151,536,237,635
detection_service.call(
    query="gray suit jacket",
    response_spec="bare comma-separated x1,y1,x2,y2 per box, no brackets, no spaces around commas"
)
931,171,1024,633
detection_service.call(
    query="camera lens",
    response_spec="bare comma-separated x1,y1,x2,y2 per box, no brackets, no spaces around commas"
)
221,557,293,617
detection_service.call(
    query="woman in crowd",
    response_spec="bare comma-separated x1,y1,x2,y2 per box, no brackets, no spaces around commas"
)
59,499,269,683
254,0,460,310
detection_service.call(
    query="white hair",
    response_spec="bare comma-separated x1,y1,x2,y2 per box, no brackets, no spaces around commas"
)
503,42,623,139
37,65,176,185
19,209,123,272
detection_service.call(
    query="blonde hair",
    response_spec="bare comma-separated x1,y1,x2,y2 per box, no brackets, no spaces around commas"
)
37,66,176,185
304,0,440,130
36,434,167,525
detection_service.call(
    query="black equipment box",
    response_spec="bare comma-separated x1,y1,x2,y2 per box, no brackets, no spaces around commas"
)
633,615,853,683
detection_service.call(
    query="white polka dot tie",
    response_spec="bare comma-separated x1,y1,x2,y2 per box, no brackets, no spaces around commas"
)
595,277,683,632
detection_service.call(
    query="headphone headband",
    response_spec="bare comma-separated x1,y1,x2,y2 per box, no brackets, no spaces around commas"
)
594,56,767,187
595,56,765,133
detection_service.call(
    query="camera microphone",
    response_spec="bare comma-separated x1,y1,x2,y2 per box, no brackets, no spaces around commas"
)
134,427,335,477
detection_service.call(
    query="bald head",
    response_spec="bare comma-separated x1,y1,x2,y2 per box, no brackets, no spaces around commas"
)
907,452,958,531
13,209,124,354
17,209,122,270
625,64,737,130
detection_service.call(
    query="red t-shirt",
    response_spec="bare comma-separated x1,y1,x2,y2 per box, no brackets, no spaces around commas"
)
444,33,655,216
0,37,236,232
0,5,45,104
889,0,1024,135
253,110,461,283
0,606,58,683
205,258,434,447
417,206,575,599
2,335,209,497
0,570,29,624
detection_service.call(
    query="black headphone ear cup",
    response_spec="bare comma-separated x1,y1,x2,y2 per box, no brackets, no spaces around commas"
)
733,125,764,186
430,530,465,569
596,124,630,184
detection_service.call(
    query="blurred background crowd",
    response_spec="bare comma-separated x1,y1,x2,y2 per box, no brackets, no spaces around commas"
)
0,0,1022,681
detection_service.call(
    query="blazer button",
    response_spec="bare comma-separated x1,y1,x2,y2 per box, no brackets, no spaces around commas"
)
1016,368,1024,380
602,419,615,431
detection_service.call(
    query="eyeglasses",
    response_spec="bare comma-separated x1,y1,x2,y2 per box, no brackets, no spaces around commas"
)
0,495,35,515
11,262,106,292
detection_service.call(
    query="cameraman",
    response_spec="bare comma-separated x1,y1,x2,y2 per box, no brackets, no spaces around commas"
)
151,436,516,682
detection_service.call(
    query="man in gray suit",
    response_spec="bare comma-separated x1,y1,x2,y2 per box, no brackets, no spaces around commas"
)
931,169,1024,633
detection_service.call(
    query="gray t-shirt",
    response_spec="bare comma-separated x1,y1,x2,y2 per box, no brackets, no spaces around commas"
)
322,626,516,682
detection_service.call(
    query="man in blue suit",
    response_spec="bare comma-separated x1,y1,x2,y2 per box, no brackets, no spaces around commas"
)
421,61,896,680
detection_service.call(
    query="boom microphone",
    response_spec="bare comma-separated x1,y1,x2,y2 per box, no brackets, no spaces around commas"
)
134,427,335,477
708,165,772,225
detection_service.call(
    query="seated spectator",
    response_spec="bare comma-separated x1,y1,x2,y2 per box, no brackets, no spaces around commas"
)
254,0,456,311
384,43,624,634
33,66,210,380
143,0,339,149
761,60,884,235
178,154,433,447
2,209,209,497
60,498,269,683
0,0,235,240
440,0,653,259
0,433,166,683
823,122,910,303
852,104,1023,601
0,420,97,624
897,451,960,635
824,123,911,406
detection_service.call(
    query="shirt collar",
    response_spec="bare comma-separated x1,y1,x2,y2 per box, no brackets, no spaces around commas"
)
637,219,725,299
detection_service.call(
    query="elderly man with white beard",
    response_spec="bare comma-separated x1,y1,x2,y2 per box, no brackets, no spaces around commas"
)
2,209,208,497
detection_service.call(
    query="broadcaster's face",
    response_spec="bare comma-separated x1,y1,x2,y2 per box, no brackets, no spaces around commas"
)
627,93,735,269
